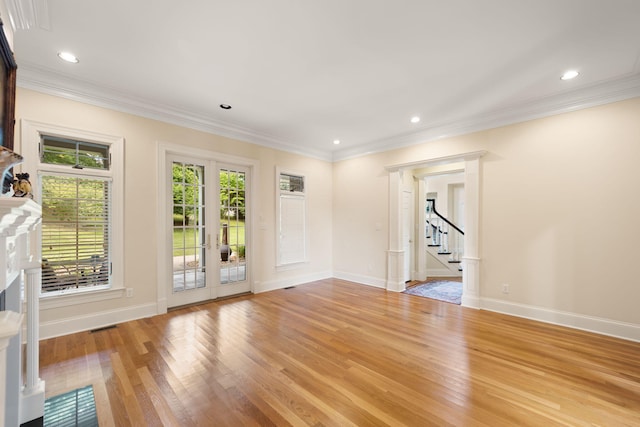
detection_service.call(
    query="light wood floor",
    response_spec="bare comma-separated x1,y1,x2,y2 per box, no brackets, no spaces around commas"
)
40,279,640,426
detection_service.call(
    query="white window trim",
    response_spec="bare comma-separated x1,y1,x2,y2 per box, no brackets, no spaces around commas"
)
21,119,125,308
275,167,308,268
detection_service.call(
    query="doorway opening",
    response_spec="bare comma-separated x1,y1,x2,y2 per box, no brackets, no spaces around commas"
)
405,170,464,305
386,151,484,308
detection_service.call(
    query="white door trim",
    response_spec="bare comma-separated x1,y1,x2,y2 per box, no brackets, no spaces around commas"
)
156,141,260,314
385,151,485,308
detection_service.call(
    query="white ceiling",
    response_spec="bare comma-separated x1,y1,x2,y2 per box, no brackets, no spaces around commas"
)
7,0,640,161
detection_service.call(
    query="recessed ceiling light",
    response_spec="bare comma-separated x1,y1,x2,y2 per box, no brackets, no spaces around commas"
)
57,51,79,63
561,70,579,80
220,104,232,109
333,139,341,145
410,116,420,123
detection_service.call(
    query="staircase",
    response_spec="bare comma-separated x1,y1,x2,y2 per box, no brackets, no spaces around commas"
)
426,199,463,277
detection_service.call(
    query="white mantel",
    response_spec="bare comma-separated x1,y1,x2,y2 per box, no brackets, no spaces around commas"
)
0,197,44,427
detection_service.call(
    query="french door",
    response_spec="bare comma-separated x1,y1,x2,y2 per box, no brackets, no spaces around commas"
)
217,164,251,297
167,155,250,308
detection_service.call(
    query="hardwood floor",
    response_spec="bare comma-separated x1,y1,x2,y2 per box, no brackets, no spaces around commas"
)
40,279,640,426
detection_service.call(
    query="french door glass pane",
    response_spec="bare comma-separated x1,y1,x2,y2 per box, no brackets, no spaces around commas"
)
172,162,206,292
219,168,246,284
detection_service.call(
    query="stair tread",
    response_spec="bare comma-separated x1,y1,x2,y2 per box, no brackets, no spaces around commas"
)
448,260,461,263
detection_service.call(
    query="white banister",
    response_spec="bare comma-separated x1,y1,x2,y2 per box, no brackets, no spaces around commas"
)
427,201,432,238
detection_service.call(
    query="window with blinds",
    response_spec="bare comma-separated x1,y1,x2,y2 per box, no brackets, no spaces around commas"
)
41,175,112,292
22,121,122,300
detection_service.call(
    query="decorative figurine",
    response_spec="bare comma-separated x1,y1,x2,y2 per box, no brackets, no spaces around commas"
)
13,172,33,198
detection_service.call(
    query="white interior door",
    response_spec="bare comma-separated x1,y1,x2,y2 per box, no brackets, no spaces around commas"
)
402,190,413,282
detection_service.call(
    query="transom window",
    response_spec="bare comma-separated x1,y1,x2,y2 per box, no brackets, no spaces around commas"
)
279,173,304,193
41,135,110,170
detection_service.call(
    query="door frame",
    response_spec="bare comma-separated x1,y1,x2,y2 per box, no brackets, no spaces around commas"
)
156,142,259,314
385,150,485,308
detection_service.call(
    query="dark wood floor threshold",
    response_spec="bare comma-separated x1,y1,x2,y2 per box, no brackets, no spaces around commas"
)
167,291,253,312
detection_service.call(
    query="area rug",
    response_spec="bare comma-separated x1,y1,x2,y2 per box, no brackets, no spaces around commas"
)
44,385,98,426
403,280,462,304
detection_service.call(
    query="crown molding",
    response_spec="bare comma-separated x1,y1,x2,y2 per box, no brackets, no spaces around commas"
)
16,63,334,161
385,150,486,172
16,62,640,163
331,73,640,162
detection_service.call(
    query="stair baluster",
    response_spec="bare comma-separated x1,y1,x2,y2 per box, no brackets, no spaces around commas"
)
440,222,449,254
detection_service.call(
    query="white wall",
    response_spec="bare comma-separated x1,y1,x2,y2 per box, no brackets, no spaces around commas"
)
424,172,464,219
332,156,390,287
15,88,333,337
333,96,640,341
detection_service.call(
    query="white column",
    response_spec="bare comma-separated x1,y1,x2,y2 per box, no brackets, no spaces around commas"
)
461,156,481,308
24,264,42,390
20,263,45,424
386,169,405,291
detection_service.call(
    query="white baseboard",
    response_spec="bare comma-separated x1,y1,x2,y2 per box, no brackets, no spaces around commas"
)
427,268,462,277
254,270,333,293
461,293,480,309
40,302,158,340
480,297,640,343
332,271,387,289
414,269,427,281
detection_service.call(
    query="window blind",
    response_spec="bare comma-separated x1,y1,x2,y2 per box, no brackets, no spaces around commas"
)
41,174,111,292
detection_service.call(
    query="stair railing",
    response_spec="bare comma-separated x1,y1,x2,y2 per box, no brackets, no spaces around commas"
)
426,198,464,262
